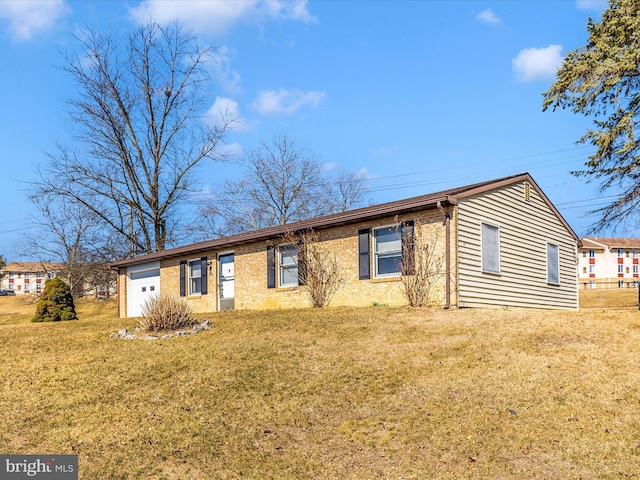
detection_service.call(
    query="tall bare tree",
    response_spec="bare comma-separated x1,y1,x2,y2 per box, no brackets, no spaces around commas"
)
197,133,368,236
23,194,121,297
35,22,230,254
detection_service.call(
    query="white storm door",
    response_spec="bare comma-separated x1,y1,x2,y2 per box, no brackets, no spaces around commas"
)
218,253,234,311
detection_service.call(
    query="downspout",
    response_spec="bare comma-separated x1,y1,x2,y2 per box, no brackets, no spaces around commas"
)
437,201,451,309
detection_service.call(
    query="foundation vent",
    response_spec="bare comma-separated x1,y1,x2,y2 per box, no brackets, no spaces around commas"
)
524,181,531,202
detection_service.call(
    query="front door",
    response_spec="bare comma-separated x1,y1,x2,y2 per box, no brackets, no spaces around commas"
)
218,253,235,311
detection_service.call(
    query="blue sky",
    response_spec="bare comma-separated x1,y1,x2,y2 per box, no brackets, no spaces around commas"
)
0,0,619,260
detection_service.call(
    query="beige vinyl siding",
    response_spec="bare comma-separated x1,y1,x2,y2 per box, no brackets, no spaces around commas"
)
456,180,578,310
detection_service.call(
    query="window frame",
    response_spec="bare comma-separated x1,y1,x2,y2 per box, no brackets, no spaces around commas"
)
188,258,203,296
372,225,403,278
278,244,299,288
547,242,560,285
481,222,501,275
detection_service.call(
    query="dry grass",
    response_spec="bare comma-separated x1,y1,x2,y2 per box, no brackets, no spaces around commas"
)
580,288,638,309
1,296,640,479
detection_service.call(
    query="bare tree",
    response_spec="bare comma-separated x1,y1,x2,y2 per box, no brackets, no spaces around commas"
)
400,222,446,307
283,229,345,307
326,168,370,213
34,22,230,255
198,133,368,236
23,194,121,297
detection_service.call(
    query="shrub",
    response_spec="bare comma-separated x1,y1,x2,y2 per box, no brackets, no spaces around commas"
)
282,230,346,308
138,295,198,332
32,278,77,322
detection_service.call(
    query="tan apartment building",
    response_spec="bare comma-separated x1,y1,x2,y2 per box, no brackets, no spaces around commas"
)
110,173,581,317
579,237,640,289
0,262,62,294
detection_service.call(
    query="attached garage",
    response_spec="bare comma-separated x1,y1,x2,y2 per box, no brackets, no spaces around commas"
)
127,262,160,317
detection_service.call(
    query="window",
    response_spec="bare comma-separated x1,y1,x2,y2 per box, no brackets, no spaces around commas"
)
634,265,639,274
589,281,596,289
373,226,402,277
618,264,624,274
180,258,207,296
582,267,587,274
589,249,595,258
618,249,624,257
189,260,202,295
279,245,299,287
482,223,500,274
618,280,625,288
634,250,638,258
589,264,595,274
547,243,560,285
582,251,587,258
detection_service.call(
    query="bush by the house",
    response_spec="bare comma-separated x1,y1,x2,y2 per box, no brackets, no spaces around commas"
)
32,278,78,322
139,295,198,332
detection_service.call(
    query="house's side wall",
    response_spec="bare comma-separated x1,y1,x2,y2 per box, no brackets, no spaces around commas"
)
161,255,219,313
114,209,449,316
456,180,578,310
235,209,448,310
116,268,126,316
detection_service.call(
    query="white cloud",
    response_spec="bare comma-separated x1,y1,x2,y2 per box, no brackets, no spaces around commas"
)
576,0,608,10
476,9,501,25
205,96,256,132
357,167,371,179
322,162,339,172
250,89,326,116
512,44,563,82
0,0,70,41
129,0,316,37
371,147,392,157
210,46,242,95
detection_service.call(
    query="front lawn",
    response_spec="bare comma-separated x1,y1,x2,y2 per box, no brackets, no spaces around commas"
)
0,298,638,478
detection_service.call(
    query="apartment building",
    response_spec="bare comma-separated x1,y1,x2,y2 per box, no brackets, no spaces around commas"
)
578,237,640,289
0,262,62,294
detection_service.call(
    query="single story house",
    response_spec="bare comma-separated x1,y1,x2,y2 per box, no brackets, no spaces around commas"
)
110,173,580,317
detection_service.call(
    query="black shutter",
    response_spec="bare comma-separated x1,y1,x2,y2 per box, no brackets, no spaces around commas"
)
179,260,187,297
358,228,370,280
267,245,276,289
297,241,306,286
200,257,208,295
402,220,415,275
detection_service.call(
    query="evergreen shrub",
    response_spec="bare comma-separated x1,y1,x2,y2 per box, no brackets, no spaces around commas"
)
32,277,78,322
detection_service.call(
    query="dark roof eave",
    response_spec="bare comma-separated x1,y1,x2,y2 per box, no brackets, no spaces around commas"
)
109,195,454,269
109,172,581,269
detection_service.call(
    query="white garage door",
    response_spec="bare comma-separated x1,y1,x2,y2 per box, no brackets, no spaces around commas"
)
127,263,160,317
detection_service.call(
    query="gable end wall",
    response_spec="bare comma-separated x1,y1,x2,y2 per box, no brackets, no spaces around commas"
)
456,180,578,309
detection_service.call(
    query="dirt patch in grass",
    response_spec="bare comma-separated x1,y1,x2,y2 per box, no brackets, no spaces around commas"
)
0,305,639,478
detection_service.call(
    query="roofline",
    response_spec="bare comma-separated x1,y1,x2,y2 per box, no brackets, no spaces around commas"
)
580,237,640,249
110,172,581,269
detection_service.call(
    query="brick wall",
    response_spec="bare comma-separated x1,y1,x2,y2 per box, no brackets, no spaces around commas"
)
116,207,453,316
